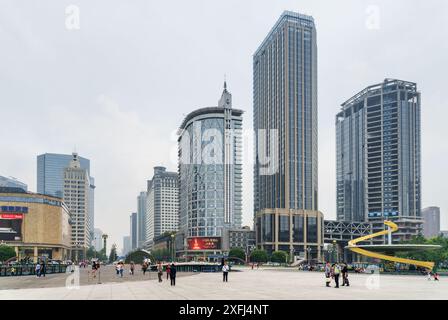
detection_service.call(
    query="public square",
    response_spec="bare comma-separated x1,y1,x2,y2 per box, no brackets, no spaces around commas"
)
0,266,447,300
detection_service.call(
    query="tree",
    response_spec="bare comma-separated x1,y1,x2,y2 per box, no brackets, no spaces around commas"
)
0,245,16,262
228,248,246,263
86,246,96,260
398,236,448,271
109,244,118,263
270,251,288,264
250,249,268,263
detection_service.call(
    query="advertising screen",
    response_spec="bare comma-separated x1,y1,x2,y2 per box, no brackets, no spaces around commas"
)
0,209,25,241
187,237,221,250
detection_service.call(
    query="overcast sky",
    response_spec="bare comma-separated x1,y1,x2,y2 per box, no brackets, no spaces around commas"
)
1,0,447,252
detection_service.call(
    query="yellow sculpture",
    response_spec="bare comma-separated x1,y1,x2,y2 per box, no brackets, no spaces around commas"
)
348,221,434,270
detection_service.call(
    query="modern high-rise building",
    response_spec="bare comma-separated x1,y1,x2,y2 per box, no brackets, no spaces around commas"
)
37,152,95,244
93,228,103,252
122,236,131,256
130,212,138,250
63,153,93,260
178,82,243,256
0,176,27,191
422,207,440,239
137,191,147,248
145,167,179,249
336,79,422,243
253,11,323,261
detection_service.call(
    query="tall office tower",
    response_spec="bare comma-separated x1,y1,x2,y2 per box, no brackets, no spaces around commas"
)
336,79,422,243
93,228,103,252
253,11,322,261
0,176,27,191
137,191,147,248
422,207,440,239
178,82,243,255
63,153,92,260
145,166,179,249
130,212,138,250
38,153,95,243
122,236,131,256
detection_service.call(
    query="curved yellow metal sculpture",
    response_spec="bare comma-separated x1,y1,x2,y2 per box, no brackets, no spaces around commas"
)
348,221,434,270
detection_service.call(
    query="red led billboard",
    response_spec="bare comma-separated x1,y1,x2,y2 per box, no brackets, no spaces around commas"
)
187,237,221,250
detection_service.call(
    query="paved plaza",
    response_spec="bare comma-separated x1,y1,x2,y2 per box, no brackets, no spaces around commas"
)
1,266,447,300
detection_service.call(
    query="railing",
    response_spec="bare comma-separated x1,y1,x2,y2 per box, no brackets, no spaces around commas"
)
149,264,227,273
0,264,68,276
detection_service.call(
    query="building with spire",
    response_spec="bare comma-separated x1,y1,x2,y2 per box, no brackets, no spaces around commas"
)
63,152,93,260
177,82,243,256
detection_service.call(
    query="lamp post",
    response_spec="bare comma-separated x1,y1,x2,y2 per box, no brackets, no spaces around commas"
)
306,247,312,266
171,234,175,262
332,240,338,263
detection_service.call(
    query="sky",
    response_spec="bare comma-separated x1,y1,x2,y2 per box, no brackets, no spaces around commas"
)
1,0,447,252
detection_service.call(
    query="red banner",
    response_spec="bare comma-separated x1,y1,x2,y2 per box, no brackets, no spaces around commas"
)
187,237,221,250
0,213,23,220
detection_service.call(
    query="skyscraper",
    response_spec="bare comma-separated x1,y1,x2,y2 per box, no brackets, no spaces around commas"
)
253,11,322,261
63,153,93,260
336,79,422,242
422,207,440,239
178,82,243,255
37,152,95,242
137,191,147,248
130,212,138,250
145,166,179,249
93,228,103,252
122,236,131,256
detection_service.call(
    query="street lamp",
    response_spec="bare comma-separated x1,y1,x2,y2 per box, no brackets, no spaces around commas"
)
171,234,175,262
306,247,312,266
332,240,338,263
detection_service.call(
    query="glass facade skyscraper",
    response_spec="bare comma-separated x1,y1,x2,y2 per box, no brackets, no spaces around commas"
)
178,83,243,251
336,79,422,242
253,11,322,260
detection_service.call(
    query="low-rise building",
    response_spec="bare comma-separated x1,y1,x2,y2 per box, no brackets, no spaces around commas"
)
0,187,72,262
227,226,255,250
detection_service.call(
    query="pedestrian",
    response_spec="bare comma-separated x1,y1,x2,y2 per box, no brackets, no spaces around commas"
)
116,263,120,276
35,262,41,278
157,262,163,282
166,263,171,280
169,263,177,286
92,261,98,278
341,262,349,287
256,263,259,269
40,262,46,277
130,261,135,275
324,262,331,287
427,270,432,281
11,266,16,276
142,261,148,275
119,262,124,278
434,272,440,281
222,261,229,282
332,263,341,288
251,263,254,270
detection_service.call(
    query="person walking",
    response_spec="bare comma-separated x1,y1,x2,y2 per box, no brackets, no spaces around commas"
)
157,262,163,282
130,261,135,276
35,262,41,278
222,261,229,282
169,263,177,286
324,262,331,287
341,263,349,286
40,261,46,277
119,262,124,278
332,263,341,288
166,263,171,280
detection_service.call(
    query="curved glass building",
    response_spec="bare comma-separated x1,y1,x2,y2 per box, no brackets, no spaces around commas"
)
178,83,243,254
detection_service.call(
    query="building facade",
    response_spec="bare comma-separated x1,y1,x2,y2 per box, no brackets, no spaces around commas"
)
336,79,422,243
130,212,138,250
63,153,93,260
178,83,243,257
122,236,131,256
0,176,28,191
93,228,103,252
0,188,71,262
253,11,323,261
145,167,179,249
137,191,147,248
422,207,440,239
227,226,256,251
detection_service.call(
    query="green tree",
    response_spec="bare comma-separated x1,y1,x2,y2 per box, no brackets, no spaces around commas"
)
152,248,171,261
109,244,118,263
270,251,288,264
228,248,246,263
0,245,16,262
398,236,448,271
250,249,268,263
86,246,96,260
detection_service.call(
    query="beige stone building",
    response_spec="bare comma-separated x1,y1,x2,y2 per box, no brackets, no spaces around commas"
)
0,188,71,262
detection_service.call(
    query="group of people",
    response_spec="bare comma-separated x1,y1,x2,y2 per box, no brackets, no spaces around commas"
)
324,262,349,288
34,260,47,278
157,262,177,286
426,270,440,281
